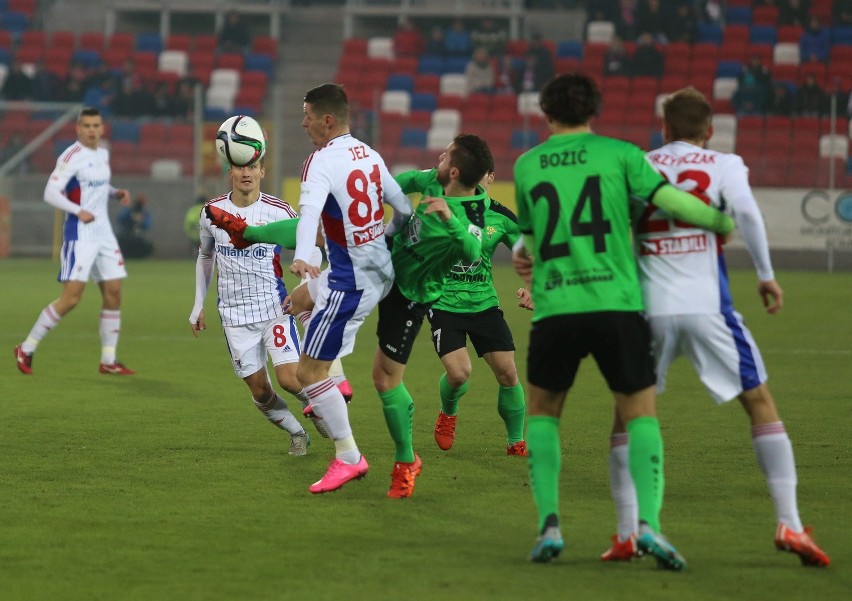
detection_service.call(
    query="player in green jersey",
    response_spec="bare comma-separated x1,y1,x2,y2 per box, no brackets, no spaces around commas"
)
396,165,528,457
374,133,491,499
513,73,735,568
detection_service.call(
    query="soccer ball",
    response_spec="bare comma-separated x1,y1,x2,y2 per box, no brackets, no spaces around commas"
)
215,115,266,166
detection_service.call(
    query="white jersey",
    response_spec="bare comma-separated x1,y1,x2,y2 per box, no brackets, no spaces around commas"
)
638,141,774,316
296,133,411,291
46,142,117,243
199,192,298,326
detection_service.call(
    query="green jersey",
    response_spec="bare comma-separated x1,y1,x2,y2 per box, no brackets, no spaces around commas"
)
391,189,487,306
395,168,520,312
514,132,664,320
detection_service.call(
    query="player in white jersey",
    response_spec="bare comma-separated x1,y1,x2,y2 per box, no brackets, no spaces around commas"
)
600,88,829,567
189,158,315,456
14,107,135,376
289,83,412,494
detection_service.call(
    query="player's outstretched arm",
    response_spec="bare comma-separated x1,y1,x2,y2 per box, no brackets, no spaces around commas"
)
652,184,735,235
422,196,482,262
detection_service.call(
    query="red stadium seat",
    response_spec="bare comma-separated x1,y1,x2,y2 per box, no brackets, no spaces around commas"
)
49,31,76,50
108,32,135,53
79,32,105,51
251,36,278,58
413,73,439,95
194,35,218,54
752,6,779,26
777,25,804,43
166,34,192,52
216,53,245,70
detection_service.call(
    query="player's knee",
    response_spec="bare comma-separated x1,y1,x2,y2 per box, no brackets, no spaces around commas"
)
493,366,518,387
445,366,471,389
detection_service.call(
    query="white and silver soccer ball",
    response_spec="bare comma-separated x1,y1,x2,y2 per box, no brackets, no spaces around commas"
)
215,115,266,166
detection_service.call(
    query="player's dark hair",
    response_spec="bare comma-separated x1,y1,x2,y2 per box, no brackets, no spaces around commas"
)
663,87,712,142
450,134,492,187
304,83,349,124
78,106,101,121
539,73,601,127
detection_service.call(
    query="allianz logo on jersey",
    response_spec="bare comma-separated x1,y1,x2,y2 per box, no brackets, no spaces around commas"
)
85,179,110,187
217,244,268,259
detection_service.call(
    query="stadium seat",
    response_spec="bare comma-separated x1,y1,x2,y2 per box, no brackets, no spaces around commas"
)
413,73,440,95
136,33,163,54
517,91,543,116
418,55,444,76
216,53,245,71
165,34,191,52
773,43,801,65
132,51,158,78
111,121,140,143
716,61,744,78
777,25,804,43
724,24,750,44
586,21,615,44
158,50,188,76
194,34,217,54
1,12,29,35
386,73,414,92
712,77,738,100
707,130,735,153
752,5,779,26
205,86,236,112
697,23,723,44
380,90,411,115
367,37,394,60
511,128,539,149
210,68,240,90
443,56,468,74
431,108,461,131
556,40,583,59
392,56,419,76
439,72,467,97
8,0,36,17
819,134,849,158
150,159,182,180
725,5,752,25
750,25,778,46
72,49,101,68
410,92,437,112
251,36,277,58
426,127,456,151
400,127,427,148
832,26,852,46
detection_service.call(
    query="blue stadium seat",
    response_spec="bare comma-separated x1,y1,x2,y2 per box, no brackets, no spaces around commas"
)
0,47,10,65
1,11,29,34
832,26,852,45
400,127,427,148
511,129,539,149
386,74,414,92
233,105,257,118
72,49,102,68
716,60,744,78
443,56,468,74
135,33,163,54
244,53,273,78
556,40,583,59
750,25,777,45
725,6,752,25
697,23,723,44
649,130,664,150
418,55,444,76
110,120,140,143
410,92,437,112
203,107,228,122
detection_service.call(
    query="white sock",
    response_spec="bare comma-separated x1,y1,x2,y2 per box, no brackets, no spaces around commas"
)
254,392,304,435
99,309,121,364
752,422,803,532
305,378,360,463
608,433,638,540
293,388,311,410
22,304,62,353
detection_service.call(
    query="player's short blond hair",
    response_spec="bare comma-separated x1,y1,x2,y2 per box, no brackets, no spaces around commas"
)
663,87,712,142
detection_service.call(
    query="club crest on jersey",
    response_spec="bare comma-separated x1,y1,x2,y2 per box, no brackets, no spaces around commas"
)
406,215,423,245
486,225,496,238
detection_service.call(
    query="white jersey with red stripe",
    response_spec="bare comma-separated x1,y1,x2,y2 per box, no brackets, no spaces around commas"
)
46,142,116,243
298,133,409,291
199,192,298,327
638,141,773,316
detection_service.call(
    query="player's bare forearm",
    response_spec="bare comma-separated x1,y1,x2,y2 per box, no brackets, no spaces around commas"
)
517,287,534,311
512,247,533,286
289,259,320,279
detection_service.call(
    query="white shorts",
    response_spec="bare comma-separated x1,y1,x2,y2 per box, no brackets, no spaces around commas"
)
223,315,302,379
58,238,128,283
304,279,392,361
650,312,768,404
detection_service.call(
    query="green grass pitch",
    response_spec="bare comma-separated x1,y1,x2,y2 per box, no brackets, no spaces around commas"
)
1,259,850,601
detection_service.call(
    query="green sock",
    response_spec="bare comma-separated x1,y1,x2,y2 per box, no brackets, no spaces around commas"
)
497,383,526,444
438,372,467,416
526,415,561,531
626,416,665,532
379,383,415,463
244,219,298,247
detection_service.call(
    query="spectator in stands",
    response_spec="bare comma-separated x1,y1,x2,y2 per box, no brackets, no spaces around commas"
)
82,77,116,118
767,83,795,116
631,32,664,77
526,33,555,79
171,79,196,120
218,11,251,54
444,19,472,57
393,18,425,58
31,61,56,101
56,62,89,102
471,18,508,58
614,0,640,41
2,61,34,100
800,16,831,63
665,2,698,43
604,36,632,76
586,0,620,23
465,46,495,94
113,77,153,117
778,0,809,27
796,73,828,116
825,85,848,119
151,81,177,117
425,25,447,56
494,55,520,95
515,48,553,93
732,55,773,114
635,0,671,44
834,0,852,26
117,194,154,259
